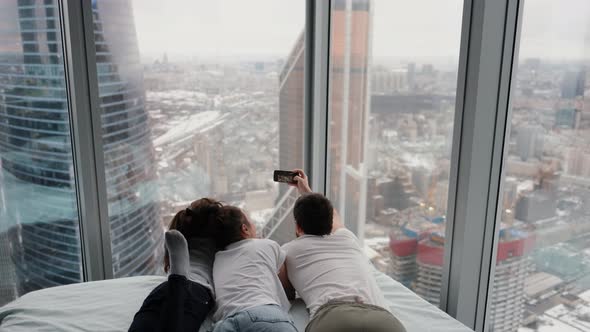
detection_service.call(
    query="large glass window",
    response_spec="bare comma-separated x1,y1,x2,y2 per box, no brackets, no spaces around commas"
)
90,0,305,277
490,1,590,331
0,0,82,305
326,0,464,307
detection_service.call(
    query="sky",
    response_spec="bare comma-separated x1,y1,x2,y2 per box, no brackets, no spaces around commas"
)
518,0,590,61
130,0,590,62
131,0,305,58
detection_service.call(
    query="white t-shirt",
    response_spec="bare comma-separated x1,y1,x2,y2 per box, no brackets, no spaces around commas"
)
212,238,290,321
187,238,217,295
282,228,389,317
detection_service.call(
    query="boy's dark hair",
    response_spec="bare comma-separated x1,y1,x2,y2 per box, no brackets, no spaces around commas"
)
213,206,250,249
293,193,333,236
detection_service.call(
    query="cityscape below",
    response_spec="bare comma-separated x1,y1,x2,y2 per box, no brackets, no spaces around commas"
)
1,1,590,332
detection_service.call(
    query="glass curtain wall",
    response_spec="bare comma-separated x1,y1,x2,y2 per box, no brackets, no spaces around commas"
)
89,0,306,276
0,0,83,306
326,0,464,307
489,1,590,331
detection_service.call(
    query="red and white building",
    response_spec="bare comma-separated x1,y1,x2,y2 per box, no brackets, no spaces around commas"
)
390,228,534,332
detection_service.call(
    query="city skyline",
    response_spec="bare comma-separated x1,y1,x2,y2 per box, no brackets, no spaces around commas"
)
1,1,590,331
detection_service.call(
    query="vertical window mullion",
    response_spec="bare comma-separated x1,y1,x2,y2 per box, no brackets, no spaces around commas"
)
476,1,523,331
59,0,113,281
442,0,521,330
307,0,331,195
440,0,475,314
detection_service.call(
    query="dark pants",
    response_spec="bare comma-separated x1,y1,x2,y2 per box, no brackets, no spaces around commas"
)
129,275,213,332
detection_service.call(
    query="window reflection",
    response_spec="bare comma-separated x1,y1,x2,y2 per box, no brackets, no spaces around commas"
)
491,1,590,331
0,0,82,306
326,0,463,308
92,0,306,276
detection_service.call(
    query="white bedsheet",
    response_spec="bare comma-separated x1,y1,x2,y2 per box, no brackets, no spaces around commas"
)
0,270,472,332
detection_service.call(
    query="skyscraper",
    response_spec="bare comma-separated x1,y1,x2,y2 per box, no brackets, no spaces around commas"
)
0,0,162,305
92,0,163,278
278,33,305,173
326,0,371,236
0,0,83,303
516,126,543,162
272,30,306,245
276,0,372,240
390,227,533,332
561,70,586,99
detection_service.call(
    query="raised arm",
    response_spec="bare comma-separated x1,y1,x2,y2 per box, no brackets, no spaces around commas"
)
290,168,344,233
289,168,312,195
331,207,345,233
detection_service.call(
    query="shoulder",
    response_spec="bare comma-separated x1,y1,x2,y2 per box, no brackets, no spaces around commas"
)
281,236,314,256
327,229,362,248
281,239,296,255
253,238,280,250
332,228,358,240
254,239,286,268
252,239,283,257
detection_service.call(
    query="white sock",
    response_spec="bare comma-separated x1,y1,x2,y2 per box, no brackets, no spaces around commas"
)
165,230,190,277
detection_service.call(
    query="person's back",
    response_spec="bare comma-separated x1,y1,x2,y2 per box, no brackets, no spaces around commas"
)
282,227,387,316
281,170,406,332
211,205,297,332
213,238,290,321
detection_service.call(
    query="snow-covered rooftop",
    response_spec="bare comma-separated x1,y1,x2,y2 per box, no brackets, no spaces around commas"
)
153,110,227,147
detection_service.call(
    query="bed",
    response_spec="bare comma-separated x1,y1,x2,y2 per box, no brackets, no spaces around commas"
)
0,270,473,332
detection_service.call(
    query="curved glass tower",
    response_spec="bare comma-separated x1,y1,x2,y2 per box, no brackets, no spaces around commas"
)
92,0,163,277
0,0,162,305
0,0,82,301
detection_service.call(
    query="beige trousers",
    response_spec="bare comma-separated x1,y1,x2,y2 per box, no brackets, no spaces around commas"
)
305,301,407,332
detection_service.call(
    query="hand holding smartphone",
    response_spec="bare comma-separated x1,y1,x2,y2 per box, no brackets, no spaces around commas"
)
273,169,312,194
273,170,298,184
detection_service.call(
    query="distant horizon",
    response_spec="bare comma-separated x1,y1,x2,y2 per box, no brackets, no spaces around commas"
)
0,51,586,69
138,52,589,68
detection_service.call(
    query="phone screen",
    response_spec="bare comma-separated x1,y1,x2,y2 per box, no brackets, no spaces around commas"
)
274,170,297,183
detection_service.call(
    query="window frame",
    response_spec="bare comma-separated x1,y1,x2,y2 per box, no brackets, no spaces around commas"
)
442,0,523,330
60,0,113,281
306,0,331,194
57,0,525,331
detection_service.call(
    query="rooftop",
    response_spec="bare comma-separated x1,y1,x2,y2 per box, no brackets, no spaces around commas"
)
525,273,564,298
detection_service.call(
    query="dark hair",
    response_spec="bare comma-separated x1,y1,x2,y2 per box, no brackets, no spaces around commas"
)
293,193,333,236
214,206,249,249
168,198,223,239
165,198,222,272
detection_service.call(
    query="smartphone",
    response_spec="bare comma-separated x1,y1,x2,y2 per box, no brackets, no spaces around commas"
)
273,170,298,184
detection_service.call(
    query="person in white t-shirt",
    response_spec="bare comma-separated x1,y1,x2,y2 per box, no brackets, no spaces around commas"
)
211,205,297,332
281,169,406,332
